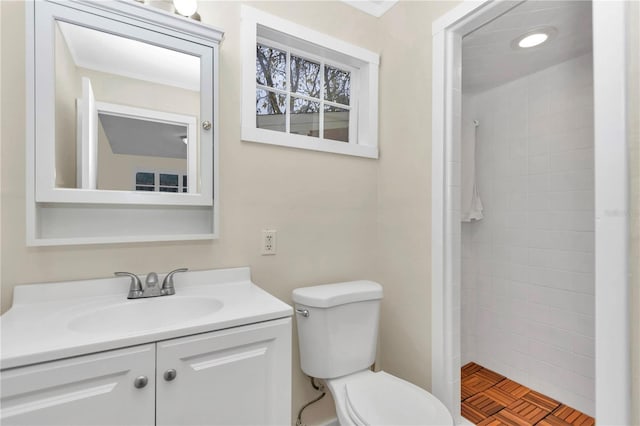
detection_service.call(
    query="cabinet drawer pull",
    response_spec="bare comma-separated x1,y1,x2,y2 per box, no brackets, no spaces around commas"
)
134,375,148,389
164,369,177,381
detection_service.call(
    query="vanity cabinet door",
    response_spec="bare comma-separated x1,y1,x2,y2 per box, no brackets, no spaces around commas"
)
156,318,291,426
0,344,155,426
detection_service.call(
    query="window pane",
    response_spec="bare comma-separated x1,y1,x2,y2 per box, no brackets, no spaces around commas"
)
290,97,320,138
159,187,179,192
324,66,351,105
136,172,154,185
159,173,179,186
290,56,320,98
256,89,286,132
324,105,349,142
136,186,154,191
256,44,286,90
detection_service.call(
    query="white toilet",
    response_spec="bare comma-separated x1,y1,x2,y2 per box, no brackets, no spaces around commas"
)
293,280,453,426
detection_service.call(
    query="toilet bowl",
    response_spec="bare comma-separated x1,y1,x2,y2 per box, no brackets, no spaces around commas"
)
292,281,453,426
325,370,453,426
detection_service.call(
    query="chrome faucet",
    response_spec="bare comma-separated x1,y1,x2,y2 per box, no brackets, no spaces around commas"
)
115,268,188,299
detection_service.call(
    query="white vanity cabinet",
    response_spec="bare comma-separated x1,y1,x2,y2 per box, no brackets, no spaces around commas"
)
156,318,291,425
0,344,156,426
1,319,292,426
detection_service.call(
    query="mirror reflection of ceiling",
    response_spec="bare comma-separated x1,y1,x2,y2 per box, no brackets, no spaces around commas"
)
462,0,592,93
99,114,188,159
57,21,200,91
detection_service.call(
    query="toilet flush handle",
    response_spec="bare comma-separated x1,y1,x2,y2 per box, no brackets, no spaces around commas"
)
295,308,309,317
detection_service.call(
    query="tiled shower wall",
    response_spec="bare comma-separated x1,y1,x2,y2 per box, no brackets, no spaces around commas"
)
461,54,594,416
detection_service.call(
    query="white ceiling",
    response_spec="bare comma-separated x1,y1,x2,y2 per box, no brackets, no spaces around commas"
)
341,0,398,17
99,114,188,159
462,0,592,93
58,21,200,92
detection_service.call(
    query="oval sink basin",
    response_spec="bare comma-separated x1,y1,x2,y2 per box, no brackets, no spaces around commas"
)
68,297,224,334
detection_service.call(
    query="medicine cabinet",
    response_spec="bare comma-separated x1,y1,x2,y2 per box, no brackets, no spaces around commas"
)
26,0,223,245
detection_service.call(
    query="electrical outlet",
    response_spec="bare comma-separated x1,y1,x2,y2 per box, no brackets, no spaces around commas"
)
261,229,277,255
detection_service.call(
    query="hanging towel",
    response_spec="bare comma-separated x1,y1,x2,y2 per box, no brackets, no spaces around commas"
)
461,120,484,222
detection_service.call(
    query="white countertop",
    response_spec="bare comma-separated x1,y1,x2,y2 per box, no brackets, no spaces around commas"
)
0,267,292,370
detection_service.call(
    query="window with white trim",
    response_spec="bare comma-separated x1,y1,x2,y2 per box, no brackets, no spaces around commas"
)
241,6,379,159
135,171,188,193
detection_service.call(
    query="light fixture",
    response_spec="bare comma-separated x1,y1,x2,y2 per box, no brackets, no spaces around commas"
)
173,0,197,17
519,33,548,48
512,27,557,50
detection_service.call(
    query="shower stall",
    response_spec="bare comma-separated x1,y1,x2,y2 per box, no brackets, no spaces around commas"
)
460,0,595,419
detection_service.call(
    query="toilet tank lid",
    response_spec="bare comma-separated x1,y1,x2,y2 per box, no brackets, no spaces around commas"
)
292,281,383,308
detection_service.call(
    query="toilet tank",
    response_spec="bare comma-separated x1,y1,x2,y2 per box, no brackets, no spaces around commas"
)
292,281,383,379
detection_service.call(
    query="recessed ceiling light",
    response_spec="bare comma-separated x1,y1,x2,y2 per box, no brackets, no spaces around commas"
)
512,27,557,50
519,33,548,48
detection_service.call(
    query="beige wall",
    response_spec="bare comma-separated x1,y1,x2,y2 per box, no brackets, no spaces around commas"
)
375,0,460,392
80,67,199,116
628,0,640,423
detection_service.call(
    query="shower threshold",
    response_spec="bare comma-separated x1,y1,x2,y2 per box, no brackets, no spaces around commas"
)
460,362,595,425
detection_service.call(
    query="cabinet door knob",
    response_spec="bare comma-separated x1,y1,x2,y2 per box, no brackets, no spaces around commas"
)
202,120,212,131
164,369,177,381
134,375,148,389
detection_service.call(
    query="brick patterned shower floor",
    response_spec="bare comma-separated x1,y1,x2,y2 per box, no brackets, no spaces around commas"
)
461,362,595,425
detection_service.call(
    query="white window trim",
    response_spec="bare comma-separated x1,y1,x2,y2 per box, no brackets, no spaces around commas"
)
256,37,358,144
241,5,379,159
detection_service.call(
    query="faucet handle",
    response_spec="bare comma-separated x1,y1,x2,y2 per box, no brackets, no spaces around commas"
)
115,272,143,299
145,272,159,288
162,268,188,295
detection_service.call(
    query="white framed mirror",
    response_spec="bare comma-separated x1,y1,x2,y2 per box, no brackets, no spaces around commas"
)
76,94,198,194
34,0,213,206
26,0,223,245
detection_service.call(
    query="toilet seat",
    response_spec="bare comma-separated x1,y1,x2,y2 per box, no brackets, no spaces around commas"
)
326,370,453,426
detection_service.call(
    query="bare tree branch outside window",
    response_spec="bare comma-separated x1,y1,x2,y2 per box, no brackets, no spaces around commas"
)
255,42,351,142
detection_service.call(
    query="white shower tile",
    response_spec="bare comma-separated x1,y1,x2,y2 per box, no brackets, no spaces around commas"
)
526,321,574,352
572,334,595,359
548,191,594,211
527,174,549,193
528,154,550,175
528,135,550,156
572,353,595,379
548,231,594,252
461,54,594,408
510,137,528,159
527,341,574,371
549,148,594,172
548,170,594,192
549,212,595,232
528,87,550,118
547,127,594,154
527,192,549,211
527,212,552,230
